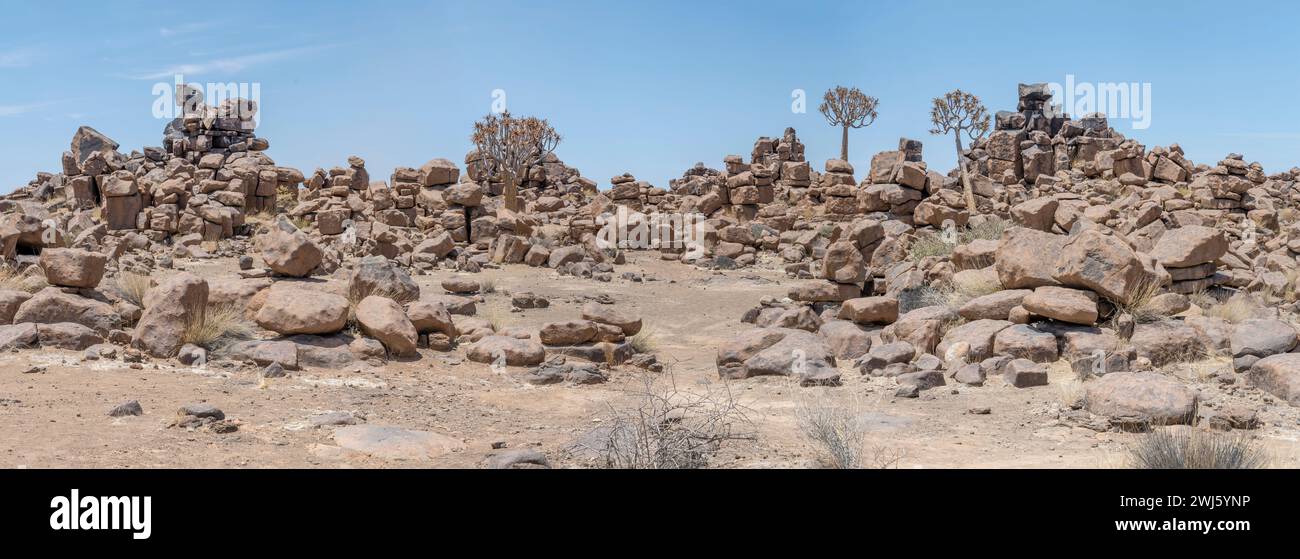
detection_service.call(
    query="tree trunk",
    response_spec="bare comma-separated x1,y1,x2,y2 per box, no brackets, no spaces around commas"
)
504,174,519,212
840,124,850,162
954,132,976,213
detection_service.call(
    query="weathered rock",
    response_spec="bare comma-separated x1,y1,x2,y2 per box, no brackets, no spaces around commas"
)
349,256,419,303
937,319,1013,362
1051,230,1152,304
132,272,208,358
1130,320,1206,367
13,288,122,335
1021,286,1098,325
407,301,457,338
838,296,898,324
1247,353,1300,406
254,289,349,335
1150,225,1228,267
817,320,874,360
39,248,107,288
36,322,103,350
581,302,642,336
259,225,323,277
539,320,598,346
1229,319,1297,359
467,335,546,367
1085,371,1198,424
993,325,1059,363
958,290,1030,321
354,296,418,357
333,425,464,460
996,227,1065,289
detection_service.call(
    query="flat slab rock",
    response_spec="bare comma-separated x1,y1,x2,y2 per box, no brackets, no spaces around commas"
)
332,425,465,460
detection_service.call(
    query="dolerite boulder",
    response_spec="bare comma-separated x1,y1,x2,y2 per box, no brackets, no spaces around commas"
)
132,273,208,358
993,324,1059,362
539,320,598,346
1230,319,1297,371
1021,286,1098,325
467,335,546,367
817,320,874,360
259,219,323,277
407,301,457,338
254,289,349,335
1150,226,1228,268
38,248,107,288
958,289,1030,321
0,289,32,323
1130,320,1207,367
37,323,104,350
13,288,122,335
1050,230,1153,304
1084,372,1198,425
349,256,419,303
936,319,1013,362
354,296,418,357
995,227,1066,289
716,327,838,384
580,302,642,336
838,296,899,325
1247,353,1300,406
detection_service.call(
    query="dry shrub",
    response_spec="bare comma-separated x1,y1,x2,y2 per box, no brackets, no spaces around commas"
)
1192,289,1260,324
114,271,153,307
1109,275,1167,325
797,392,904,469
183,302,255,351
582,371,753,469
961,218,1007,243
629,325,659,353
906,232,954,262
0,265,46,293
1128,428,1268,469
480,277,497,294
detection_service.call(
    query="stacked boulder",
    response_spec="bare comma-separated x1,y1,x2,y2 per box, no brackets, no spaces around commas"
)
1149,225,1228,294
537,302,641,365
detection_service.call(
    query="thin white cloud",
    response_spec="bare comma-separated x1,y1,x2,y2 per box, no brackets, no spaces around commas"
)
131,44,333,80
0,47,37,68
160,22,217,37
0,101,56,117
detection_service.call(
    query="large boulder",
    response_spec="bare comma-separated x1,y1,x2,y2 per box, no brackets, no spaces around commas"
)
1021,286,1098,325
259,221,323,277
539,320,598,346
716,328,837,383
1051,230,1153,304
37,322,104,350
937,319,1013,362
39,248,107,288
1084,372,1198,425
254,289,349,335
13,288,122,335
1229,319,1297,359
821,241,866,284
817,320,875,360
132,273,208,358
1150,225,1228,267
1130,320,1207,367
348,256,419,303
1247,353,1300,406
958,289,1030,321
467,335,546,367
581,302,642,336
354,296,418,357
993,324,1059,363
0,289,33,324
838,296,898,324
995,227,1066,289
407,301,457,337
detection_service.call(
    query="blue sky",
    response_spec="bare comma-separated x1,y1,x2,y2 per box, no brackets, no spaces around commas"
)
2,0,1298,193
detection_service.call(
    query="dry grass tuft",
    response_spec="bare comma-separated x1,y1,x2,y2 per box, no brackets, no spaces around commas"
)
629,326,659,353
183,302,255,351
1109,275,1168,325
0,265,46,293
1128,427,1268,469
114,271,153,307
1192,289,1261,324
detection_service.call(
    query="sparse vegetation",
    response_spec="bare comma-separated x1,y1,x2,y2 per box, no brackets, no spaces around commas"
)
1108,276,1168,325
1127,428,1268,469
480,277,497,294
907,231,955,261
1191,289,1261,323
629,326,659,353
0,265,46,294
183,302,255,352
582,372,753,469
114,271,153,307
797,393,867,469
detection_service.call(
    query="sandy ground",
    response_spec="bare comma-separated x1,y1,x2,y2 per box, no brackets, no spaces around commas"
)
3,252,1300,469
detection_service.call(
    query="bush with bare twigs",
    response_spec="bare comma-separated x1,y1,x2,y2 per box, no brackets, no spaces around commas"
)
580,371,753,469
1191,289,1262,324
797,393,904,469
1128,427,1268,469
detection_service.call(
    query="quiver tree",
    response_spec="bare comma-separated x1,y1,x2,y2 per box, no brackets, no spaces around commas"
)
929,89,990,213
470,111,561,212
818,86,879,162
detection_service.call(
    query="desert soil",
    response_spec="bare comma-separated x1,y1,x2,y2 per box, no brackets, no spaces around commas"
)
3,252,1299,469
